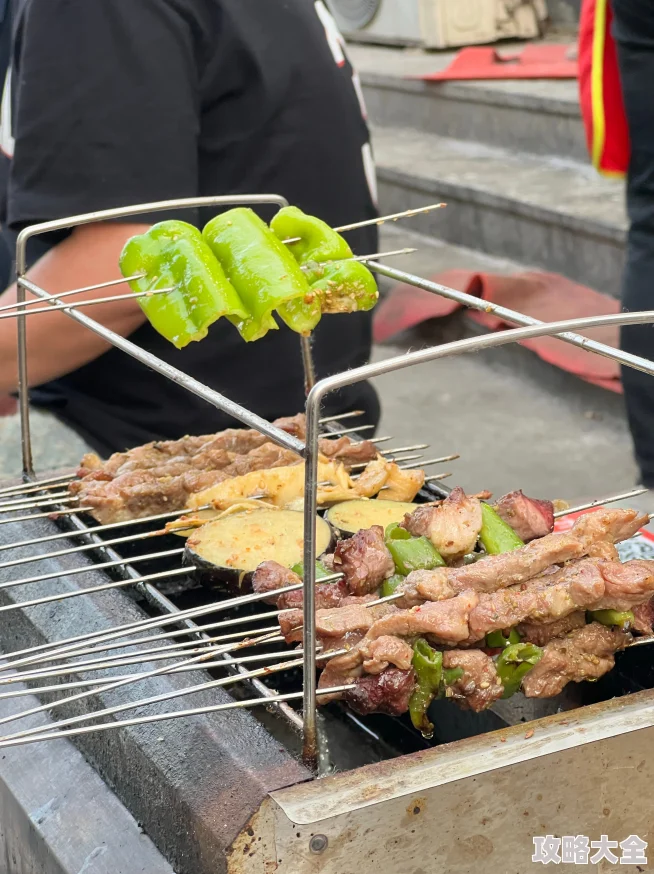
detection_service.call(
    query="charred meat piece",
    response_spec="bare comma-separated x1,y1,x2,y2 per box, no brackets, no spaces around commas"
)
276,582,349,612
397,569,456,607
360,635,415,675
333,525,395,595
226,443,301,476
492,490,554,542
632,597,654,635
589,559,654,611
318,437,379,468
469,557,654,641
442,650,504,712
278,602,375,644
412,509,646,599
249,560,347,612
366,592,479,645
517,611,587,646
401,487,482,560
344,668,416,716
468,559,606,641
522,623,630,698
273,413,306,440
317,656,364,703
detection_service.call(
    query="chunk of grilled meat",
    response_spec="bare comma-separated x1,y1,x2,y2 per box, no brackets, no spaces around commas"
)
333,525,395,596
344,668,416,716
250,560,348,610
366,592,480,645
408,509,647,599
493,490,554,542
279,602,375,645
442,650,504,712
517,611,587,646
632,597,654,635
401,487,482,560
360,635,415,675
71,413,374,523
522,623,630,698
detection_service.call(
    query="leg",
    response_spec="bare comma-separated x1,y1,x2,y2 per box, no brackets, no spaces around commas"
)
613,0,654,485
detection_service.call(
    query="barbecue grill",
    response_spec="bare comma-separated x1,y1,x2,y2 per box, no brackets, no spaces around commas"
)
2,194,654,874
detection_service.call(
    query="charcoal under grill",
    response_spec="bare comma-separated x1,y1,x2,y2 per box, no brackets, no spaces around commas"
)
3,195,654,874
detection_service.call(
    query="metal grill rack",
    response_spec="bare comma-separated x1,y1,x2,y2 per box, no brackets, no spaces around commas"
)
5,193,654,771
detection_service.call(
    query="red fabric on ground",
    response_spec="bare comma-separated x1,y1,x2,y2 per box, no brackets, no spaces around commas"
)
373,270,621,393
417,45,577,82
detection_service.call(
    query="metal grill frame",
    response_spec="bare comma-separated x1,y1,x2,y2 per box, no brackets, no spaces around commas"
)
12,194,654,767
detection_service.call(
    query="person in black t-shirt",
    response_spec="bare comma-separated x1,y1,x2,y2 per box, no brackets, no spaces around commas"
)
0,0,380,458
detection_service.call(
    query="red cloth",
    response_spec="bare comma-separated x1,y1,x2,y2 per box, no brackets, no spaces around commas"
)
373,270,621,393
578,0,629,176
416,44,577,82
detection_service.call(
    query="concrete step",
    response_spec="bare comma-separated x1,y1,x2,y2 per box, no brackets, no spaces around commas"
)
351,44,586,162
374,229,636,503
373,126,626,296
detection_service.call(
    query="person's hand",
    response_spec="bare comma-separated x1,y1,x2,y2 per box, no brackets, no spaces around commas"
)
0,396,17,416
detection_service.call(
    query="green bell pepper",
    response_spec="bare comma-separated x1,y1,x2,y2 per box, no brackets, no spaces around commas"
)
290,560,333,581
385,523,412,541
203,208,313,342
496,643,543,699
409,639,443,736
270,206,379,314
589,609,634,631
386,535,445,575
486,628,521,649
119,220,248,349
479,503,525,555
380,574,406,598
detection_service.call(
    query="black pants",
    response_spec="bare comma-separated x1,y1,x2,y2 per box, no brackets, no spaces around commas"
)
613,0,654,485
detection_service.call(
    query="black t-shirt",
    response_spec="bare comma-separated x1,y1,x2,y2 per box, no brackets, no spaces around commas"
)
0,0,380,455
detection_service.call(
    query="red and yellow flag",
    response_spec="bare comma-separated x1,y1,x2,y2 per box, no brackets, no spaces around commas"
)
578,0,630,177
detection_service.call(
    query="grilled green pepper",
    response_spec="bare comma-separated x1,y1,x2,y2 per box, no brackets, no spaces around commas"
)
381,574,406,598
479,503,525,555
203,208,313,341
386,534,445,575
589,609,634,631
486,628,521,648
119,221,248,349
290,560,333,581
385,523,412,541
409,639,443,735
270,206,378,315
496,643,543,699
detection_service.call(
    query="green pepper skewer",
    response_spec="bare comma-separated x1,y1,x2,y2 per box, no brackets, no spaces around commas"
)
496,643,543,699
589,609,634,631
271,206,378,315
386,535,445,575
409,639,443,736
203,208,313,341
486,628,521,649
380,574,406,598
479,503,525,555
290,560,333,581
119,221,248,349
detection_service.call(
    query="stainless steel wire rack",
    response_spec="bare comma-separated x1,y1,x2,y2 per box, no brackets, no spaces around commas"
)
7,193,654,769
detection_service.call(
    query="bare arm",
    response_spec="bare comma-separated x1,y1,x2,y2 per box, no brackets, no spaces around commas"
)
0,222,151,393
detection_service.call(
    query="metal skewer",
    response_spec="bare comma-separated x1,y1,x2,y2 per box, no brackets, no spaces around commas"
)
0,491,72,511
319,411,364,424
553,487,650,518
0,629,287,688
0,629,286,738
0,685,357,751
0,506,94,527
0,565,191,616
0,288,175,321
0,547,185,594
0,273,146,314
0,473,77,497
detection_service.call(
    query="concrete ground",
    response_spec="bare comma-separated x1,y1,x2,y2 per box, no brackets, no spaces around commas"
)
371,227,640,505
